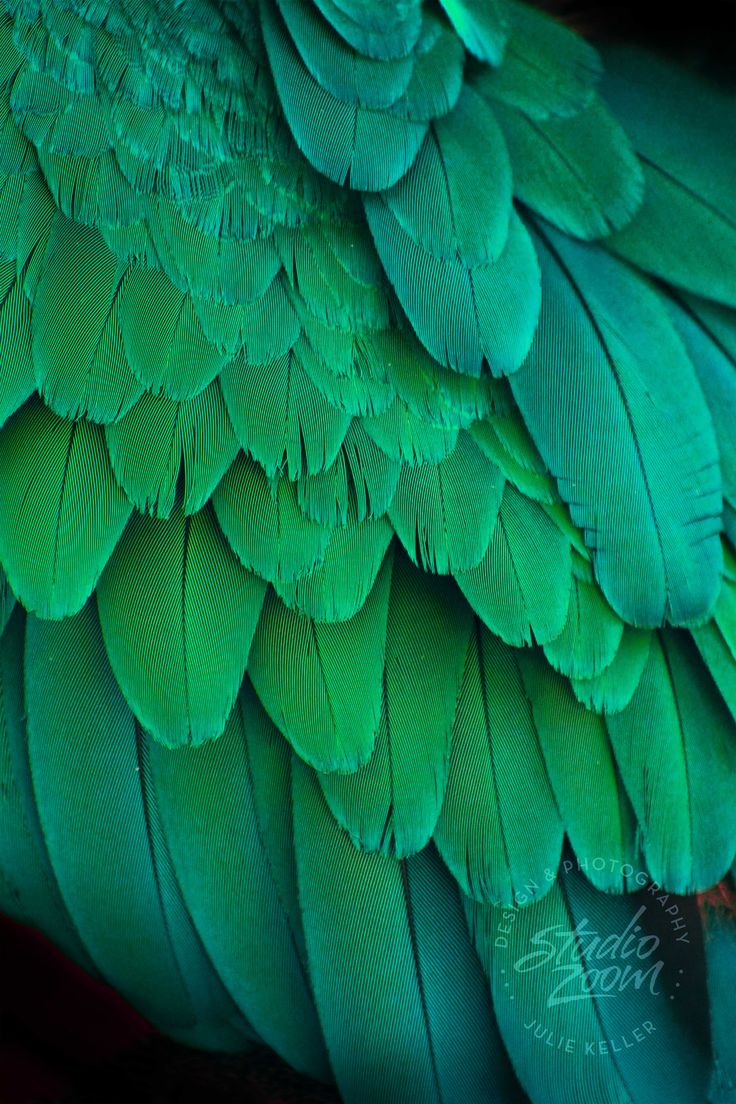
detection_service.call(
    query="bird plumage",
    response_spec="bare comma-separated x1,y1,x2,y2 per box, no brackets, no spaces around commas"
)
0,0,735,1101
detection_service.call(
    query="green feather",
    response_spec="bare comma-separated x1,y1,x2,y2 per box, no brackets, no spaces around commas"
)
96,504,266,747
319,546,470,856
701,890,736,1103
511,222,723,628
294,760,518,1104
118,264,230,401
543,566,623,681
0,270,34,427
213,453,331,584
433,622,562,905
472,0,600,120
0,398,132,619
220,346,351,479
24,602,251,1050
388,429,504,573
362,397,458,465
365,195,541,376
105,381,239,518
296,422,401,527
466,863,709,1104
148,680,331,1080
310,0,422,61
192,275,301,363
455,484,571,647
490,95,643,239
571,628,652,715
275,514,393,622
31,216,143,422
606,630,736,892
469,417,558,504
517,649,639,894
261,1,427,190
248,560,391,772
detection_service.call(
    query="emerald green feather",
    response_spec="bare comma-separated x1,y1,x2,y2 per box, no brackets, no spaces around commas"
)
148,680,331,1080
388,12,464,121
220,346,351,479
491,95,643,239
261,1,427,190
310,0,422,61
472,0,600,120
511,222,723,628
213,453,331,584
469,417,558,504
105,382,239,518
248,561,391,772
692,559,736,723
31,216,143,422
275,514,393,622
286,231,390,331
364,195,541,376
456,485,571,646
118,264,230,401
517,649,639,893
294,760,518,1104
25,602,252,1050
606,630,736,892
296,422,401,527
319,546,470,856
0,398,132,619
362,397,458,465
571,628,652,715
96,504,266,747
602,48,736,307
388,430,504,573
466,863,709,1104
543,565,623,681
0,270,34,427
433,622,562,905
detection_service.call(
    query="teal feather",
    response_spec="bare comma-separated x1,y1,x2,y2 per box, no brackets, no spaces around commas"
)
387,12,464,122
364,194,541,376
469,417,558,504
0,270,34,427
602,48,736,307
692,558,736,723
517,649,639,894
455,484,571,646
148,680,331,1080
294,760,519,1104
543,564,623,681
701,890,736,1103
382,84,512,265
490,94,643,239
24,602,252,1050
362,397,458,465
511,221,723,628
319,546,470,856
433,621,562,905
472,0,600,120
247,561,391,772
388,430,504,573
606,630,736,892
0,398,133,619
310,0,422,61
0,606,97,971
466,863,709,1104
261,1,427,190
437,0,508,66
96,504,266,747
